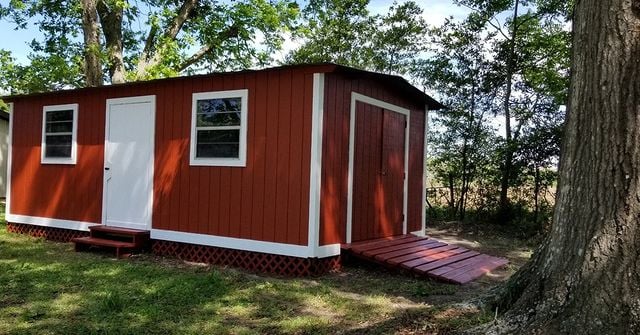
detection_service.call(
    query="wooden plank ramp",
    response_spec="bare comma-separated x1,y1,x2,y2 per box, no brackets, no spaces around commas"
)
342,235,509,284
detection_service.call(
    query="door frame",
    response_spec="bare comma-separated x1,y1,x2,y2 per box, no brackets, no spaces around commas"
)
102,95,156,230
346,92,410,243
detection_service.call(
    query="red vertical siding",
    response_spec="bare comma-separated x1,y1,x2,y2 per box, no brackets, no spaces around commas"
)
7,65,427,249
8,67,319,246
152,70,315,245
9,91,105,223
319,73,426,245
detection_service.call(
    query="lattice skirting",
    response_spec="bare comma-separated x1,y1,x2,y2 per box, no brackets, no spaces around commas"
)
6,222,89,242
152,240,341,277
6,222,341,276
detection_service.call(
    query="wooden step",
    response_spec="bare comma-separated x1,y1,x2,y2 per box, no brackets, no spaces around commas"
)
89,225,150,236
72,237,138,258
89,225,150,247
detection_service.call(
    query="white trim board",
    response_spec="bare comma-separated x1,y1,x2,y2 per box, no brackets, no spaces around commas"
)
411,230,426,237
152,229,341,258
315,244,341,258
6,103,13,217
307,73,325,253
421,106,429,235
346,92,411,243
6,216,343,258
6,214,99,231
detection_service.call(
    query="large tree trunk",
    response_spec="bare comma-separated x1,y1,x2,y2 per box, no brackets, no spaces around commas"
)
499,0,520,218
81,0,103,87
482,0,640,333
97,0,125,84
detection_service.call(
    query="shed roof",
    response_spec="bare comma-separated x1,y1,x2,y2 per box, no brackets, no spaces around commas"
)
1,63,444,110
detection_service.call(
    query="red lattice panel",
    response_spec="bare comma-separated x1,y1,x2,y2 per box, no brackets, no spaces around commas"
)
6,222,89,242
152,240,341,277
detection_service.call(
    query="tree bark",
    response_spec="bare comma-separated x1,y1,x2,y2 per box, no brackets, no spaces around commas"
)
482,0,640,333
533,166,540,225
81,0,103,86
135,0,199,79
499,0,520,218
97,0,125,84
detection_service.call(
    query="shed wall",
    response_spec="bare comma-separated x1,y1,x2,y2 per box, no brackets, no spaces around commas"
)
319,73,426,245
8,68,316,246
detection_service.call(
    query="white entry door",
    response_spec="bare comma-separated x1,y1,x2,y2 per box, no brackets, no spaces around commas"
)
103,96,155,230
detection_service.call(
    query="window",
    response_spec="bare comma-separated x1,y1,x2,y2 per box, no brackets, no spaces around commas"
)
190,89,248,166
41,104,78,164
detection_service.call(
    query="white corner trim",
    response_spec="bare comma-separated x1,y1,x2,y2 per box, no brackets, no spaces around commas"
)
421,106,429,235
189,89,249,167
315,244,341,258
411,230,426,237
346,92,411,243
6,103,13,216
41,103,79,165
6,214,99,231
307,73,325,255
151,229,324,258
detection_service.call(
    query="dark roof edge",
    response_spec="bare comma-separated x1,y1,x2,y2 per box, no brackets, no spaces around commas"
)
332,65,445,110
0,110,8,121
0,63,337,101
2,62,444,109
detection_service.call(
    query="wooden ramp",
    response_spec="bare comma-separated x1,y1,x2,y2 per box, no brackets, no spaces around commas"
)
341,235,508,284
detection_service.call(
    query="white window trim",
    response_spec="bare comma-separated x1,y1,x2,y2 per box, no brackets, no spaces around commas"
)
41,103,78,164
190,89,248,167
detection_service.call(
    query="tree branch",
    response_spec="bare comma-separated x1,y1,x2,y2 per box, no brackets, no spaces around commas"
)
139,24,158,63
178,44,213,71
177,24,239,72
136,0,199,78
165,0,198,40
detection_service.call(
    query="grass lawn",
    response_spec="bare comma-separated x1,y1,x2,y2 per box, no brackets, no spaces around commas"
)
0,216,531,334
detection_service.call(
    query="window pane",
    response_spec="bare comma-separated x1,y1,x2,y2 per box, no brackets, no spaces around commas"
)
196,129,240,158
46,121,73,133
45,135,72,158
46,109,73,122
197,111,240,127
197,129,240,144
196,143,239,158
196,98,241,127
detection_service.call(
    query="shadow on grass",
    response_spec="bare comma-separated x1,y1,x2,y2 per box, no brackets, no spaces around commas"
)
1,222,501,335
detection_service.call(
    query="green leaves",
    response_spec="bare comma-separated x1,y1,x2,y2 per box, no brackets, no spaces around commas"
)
0,0,302,91
287,0,428,75
287,0,373,67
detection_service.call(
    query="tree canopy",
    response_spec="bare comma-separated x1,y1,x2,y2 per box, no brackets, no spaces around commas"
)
0,0,300,92
0,0,571,230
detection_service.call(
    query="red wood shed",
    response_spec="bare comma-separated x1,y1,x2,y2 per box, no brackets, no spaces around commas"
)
3,63,442,275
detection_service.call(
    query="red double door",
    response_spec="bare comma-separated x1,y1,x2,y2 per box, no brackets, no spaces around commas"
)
351,102,406,242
